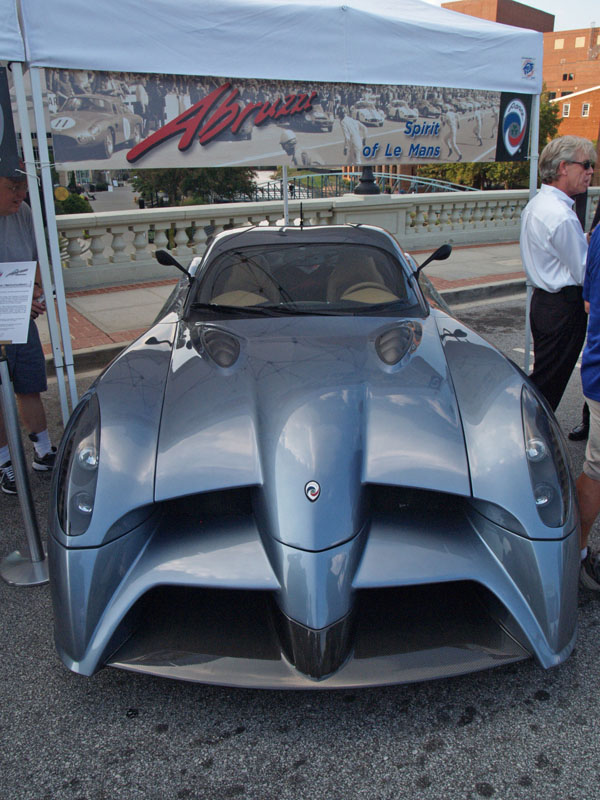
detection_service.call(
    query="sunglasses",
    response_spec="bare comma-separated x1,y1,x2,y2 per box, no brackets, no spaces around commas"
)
567,160,595,170
1,178,28,194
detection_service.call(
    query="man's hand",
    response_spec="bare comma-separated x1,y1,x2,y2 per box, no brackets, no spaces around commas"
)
31,284,46,320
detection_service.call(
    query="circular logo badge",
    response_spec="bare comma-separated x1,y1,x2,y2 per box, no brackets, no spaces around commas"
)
305,481,320,502
502,99,527,157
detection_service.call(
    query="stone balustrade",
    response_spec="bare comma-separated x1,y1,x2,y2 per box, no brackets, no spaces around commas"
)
56,187,600,290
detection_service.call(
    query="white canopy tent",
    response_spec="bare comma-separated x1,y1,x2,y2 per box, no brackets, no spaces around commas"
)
20,0,542,93
1,0,543,415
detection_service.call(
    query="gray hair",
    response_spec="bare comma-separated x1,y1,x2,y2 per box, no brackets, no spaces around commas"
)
539,135,596,183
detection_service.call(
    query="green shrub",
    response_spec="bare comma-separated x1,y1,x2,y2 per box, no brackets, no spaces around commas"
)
55,193,93,215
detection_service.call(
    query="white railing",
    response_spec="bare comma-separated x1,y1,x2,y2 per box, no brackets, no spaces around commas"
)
56,187,600,290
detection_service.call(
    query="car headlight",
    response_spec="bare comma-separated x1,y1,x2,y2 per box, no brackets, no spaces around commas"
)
521,384,570,528
56,393,100,536
89,124,101,136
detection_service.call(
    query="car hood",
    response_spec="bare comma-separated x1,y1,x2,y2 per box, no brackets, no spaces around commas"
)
155,317,470,549
155,315,469,551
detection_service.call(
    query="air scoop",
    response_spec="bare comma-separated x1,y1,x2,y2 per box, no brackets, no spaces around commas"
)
375,322,422,365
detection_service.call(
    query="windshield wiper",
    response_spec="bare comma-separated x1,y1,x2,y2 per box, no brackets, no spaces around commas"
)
190,302,348,317
189,302,282,316
258,305,347,316
349,300,419,315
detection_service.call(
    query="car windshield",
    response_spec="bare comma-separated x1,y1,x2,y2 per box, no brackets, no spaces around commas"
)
193,242,421,316
62,96,110,113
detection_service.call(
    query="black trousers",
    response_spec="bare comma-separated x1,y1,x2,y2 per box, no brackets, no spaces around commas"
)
530,285,587,412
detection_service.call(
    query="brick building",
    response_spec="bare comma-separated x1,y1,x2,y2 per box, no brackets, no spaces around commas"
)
543,27,600,139
441,0,553,32
443,0,599,183
549,85,600,140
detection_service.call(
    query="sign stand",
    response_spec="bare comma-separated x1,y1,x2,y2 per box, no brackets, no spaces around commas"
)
0,347,48,586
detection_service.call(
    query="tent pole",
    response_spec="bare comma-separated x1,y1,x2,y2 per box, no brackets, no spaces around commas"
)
11,62,70,422
29,66,78,414
523,92,540,374
528,94,540,198
282,165,289,225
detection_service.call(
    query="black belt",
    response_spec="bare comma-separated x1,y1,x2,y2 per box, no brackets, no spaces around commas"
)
534,285,582,300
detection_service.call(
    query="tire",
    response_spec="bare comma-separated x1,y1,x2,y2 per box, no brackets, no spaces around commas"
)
101,130,115,158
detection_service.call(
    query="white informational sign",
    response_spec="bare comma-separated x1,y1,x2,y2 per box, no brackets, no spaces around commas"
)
0,261,36,344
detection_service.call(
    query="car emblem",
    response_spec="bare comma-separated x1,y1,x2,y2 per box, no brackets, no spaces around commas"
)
305,481,320,502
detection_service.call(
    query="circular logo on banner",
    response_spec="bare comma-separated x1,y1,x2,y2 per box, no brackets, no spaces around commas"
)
305,481,320,502
502,99,528,157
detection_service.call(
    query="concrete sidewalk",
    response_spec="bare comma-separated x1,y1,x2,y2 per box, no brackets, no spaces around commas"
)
38,240,526,373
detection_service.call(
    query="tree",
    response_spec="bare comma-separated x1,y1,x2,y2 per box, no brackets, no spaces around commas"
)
130,167,257,206
417,90,562,190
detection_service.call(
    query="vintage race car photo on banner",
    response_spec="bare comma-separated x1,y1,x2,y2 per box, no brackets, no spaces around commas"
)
49,94,144,159
48,224,579,689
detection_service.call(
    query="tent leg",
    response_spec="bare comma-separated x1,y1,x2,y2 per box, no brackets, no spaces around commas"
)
523,95,540,376
11,63,71,424
30,66,79,414
524,284,533,374
0,357,48,587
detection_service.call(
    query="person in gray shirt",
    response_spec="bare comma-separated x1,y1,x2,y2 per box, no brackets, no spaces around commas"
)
0,163,56,495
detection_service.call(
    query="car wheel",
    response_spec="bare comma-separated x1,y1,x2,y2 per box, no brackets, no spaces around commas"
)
101,130,115,158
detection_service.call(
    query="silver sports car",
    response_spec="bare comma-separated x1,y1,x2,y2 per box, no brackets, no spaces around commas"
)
48,224,579,689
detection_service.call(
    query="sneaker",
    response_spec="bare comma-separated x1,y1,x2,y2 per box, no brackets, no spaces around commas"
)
580,551,600,591
0,461,16,495
32,446,57,472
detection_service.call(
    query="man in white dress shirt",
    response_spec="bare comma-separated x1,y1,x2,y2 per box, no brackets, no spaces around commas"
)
520,135,596,411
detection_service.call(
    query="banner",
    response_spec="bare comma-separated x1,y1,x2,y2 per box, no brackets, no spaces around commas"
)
0,67,21,177
44,69,531,170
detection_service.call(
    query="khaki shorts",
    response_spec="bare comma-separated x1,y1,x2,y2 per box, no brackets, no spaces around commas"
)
583,397,600,481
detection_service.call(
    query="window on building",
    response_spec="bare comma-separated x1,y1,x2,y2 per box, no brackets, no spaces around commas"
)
561,91,572,97
547,92,557,100
575,36,586,47
562,73,568,80
555,38,564,49
582,103,590,117
562,73,574,81
562,103,570,117
569,74,574,80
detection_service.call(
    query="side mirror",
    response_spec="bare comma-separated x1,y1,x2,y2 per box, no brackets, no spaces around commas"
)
415,243,452,278
155,249,193,284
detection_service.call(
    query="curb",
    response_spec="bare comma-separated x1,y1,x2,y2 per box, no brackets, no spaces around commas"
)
46,342,125,377
441,278,526,307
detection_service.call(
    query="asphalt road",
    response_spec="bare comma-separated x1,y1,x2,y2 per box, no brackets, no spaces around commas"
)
2,296,600,800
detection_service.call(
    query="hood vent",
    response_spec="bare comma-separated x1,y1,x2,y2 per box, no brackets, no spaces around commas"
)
375,322,422,366
202,328,241,368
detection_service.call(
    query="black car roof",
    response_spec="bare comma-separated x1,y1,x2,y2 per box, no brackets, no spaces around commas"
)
204,224,402,262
